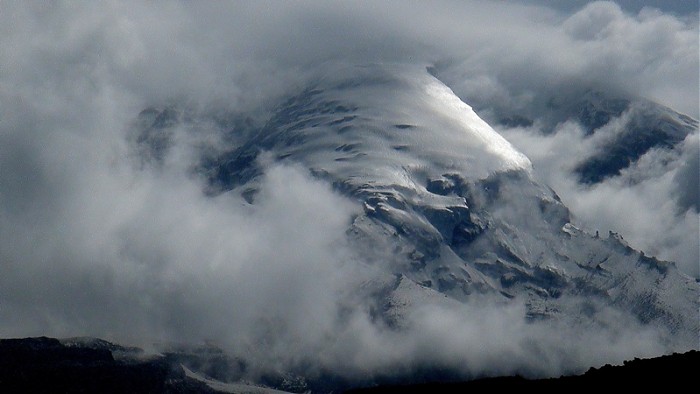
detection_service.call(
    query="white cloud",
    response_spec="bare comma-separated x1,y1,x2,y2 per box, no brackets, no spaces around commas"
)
437,1,699,118
499,124,699,278
0,0,696,384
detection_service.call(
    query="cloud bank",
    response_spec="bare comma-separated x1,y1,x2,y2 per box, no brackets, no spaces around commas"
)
434,1,699,119
500,122,699,278
0,0,697,385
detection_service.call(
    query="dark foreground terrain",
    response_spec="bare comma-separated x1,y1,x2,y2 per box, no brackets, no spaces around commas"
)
0,337,213,393
350,349,700,393
0,336,697,393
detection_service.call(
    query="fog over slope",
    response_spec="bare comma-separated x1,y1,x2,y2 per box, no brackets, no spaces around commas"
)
0,0,697,386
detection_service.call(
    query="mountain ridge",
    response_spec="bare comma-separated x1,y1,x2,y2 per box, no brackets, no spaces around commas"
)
1,336,697,393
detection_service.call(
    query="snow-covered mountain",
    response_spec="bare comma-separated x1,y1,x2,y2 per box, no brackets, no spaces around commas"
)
134,64,698,387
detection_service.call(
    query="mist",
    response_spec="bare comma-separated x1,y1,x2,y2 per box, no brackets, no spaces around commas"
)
0,0,697,385
497,122,699,278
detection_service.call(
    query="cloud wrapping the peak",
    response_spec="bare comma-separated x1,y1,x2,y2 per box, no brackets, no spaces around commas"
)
0,0,697,384
437,1,698,118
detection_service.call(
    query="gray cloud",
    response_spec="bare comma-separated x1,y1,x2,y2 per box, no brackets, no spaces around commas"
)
674,135,700,213
499,123,699,278
436,1,699,119
0,0,697,385
519,0,699,16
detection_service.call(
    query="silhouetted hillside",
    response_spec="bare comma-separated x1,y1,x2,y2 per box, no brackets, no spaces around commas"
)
1,337,697,393
0,337,212,393
347,350,699,392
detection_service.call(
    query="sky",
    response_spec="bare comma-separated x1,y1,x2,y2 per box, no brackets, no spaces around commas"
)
0,0,697,385
521,0,699,15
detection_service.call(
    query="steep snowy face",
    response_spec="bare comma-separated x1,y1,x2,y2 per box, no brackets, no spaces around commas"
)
418,73,532,173
206,65,531,195
472,88,699,277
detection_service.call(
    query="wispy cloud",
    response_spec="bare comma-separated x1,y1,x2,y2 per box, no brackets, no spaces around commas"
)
0,0,696,383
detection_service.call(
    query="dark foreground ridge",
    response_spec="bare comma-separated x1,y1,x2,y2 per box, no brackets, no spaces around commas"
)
0,336,697,393
0,337,214,393
348,350,700,393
